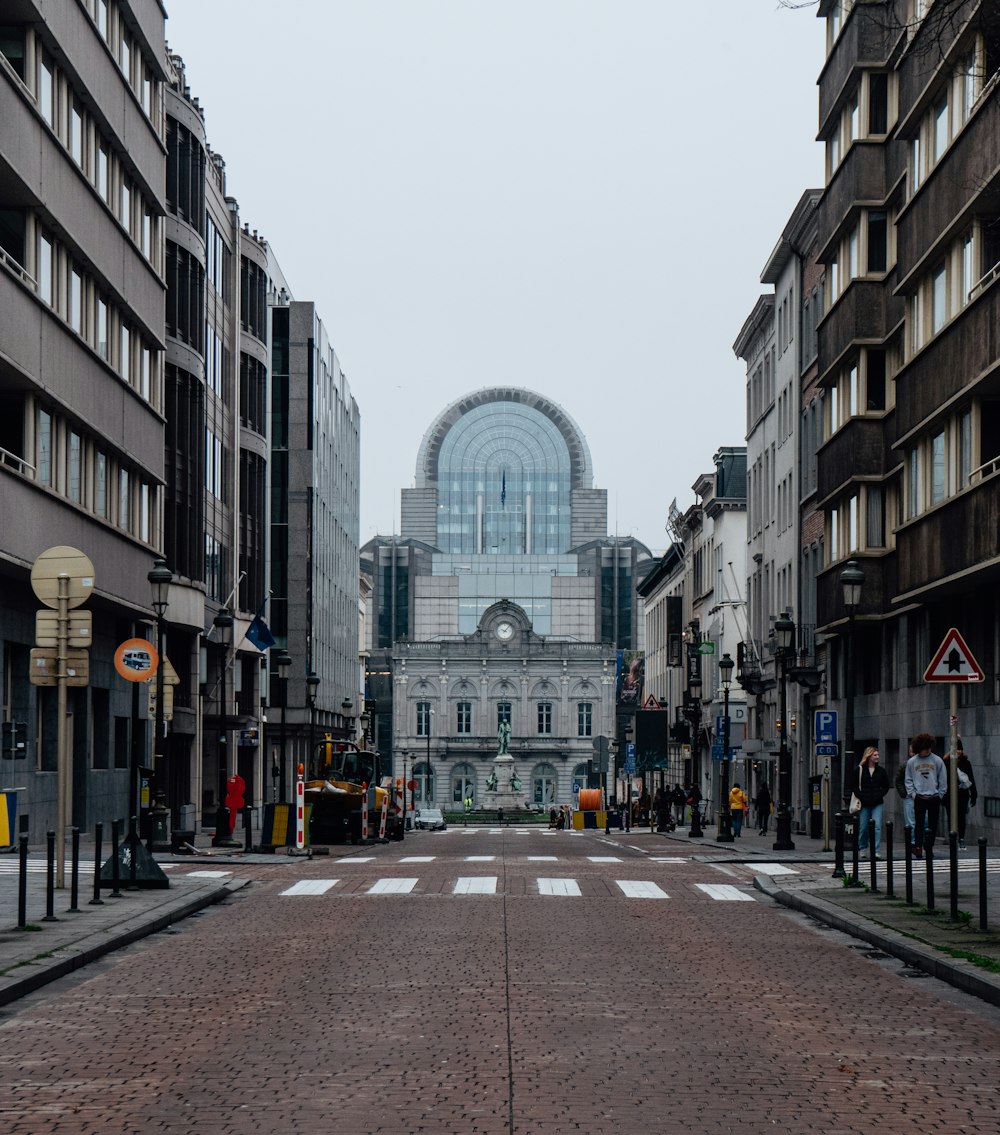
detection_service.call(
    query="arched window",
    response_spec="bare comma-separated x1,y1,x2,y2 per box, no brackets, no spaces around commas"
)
531,762,559,805
412,762,436,805
572,763,590,795
452,762,477,805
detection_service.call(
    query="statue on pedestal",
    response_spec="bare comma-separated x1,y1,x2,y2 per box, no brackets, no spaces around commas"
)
497,721,511,755
486,769,498,792
511,766,522,792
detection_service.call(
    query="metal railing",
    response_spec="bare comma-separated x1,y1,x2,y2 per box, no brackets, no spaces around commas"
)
0,445,35,476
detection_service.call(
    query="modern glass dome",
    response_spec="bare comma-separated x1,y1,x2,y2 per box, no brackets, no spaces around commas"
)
415,388,593,555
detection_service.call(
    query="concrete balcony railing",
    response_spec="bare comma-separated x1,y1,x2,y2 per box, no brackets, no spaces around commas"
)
817,414,891,504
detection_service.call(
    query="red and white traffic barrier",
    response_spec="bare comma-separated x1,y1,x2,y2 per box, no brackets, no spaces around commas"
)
361,783,368,841
295,773,305,852
378,792,389,839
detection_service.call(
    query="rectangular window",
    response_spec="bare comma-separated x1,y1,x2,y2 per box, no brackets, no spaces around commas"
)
830,508,839,560
912,136,922,191
68,431,81,502
866,485,886,547
39,53,53,126
140,346,150,400
38,233,52,305
121,181,131,234
97,299,108,359
118,467,130,530
38,409,51,484
829,384,839,434
934,96,949,161
869,73,889,134
932,265,947,333
908,448,922,518
120,323,130,381
96,452,107,517
141,210,151,258
69,268,82,333
849,365,859,416
912,288,925,354
829,258,840,304
848,494,859,551
416,701,431,738
120,33,130,82
931,431,946,503
139,483,150,541
97,0,108,39
97,146,108,201
577,702,593,737
959,409,972,488
497,701,511,728
868,212,887,273
537,702,552,735
70,104,83,165
866,350,886,411
141,69,152,116
962,234,975,305
456,702,472,735
848,94,860,143
848,227,859,278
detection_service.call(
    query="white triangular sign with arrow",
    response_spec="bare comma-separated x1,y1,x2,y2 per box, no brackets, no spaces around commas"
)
923,627,985,683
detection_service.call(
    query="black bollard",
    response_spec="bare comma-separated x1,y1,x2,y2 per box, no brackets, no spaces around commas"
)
244,804,253,853
868,818,878,892
833,811,845,878
885,821,894,898
904,825,913,905
43,830,58,921
68,827,81,912
925,845,935,911
979,838,989,931
126,816,139,891
110,818,123,898
90,821,105,905
18,833,28,928
949,831,960,921
850,817,860,885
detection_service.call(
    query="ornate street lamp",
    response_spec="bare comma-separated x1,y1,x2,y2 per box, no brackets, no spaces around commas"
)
773,611,796,851
275,650,292,803
307,671,321,775
146,557,172,848
835,558,865,876
212,607,238,847
716,652,735,843
423,705,434,806
688,673,703,838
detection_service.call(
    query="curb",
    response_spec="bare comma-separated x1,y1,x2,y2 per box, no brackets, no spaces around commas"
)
754,874,1000,1008
0,878,248,1008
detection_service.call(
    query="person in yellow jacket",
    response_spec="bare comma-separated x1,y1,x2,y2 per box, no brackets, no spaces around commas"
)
729,783,748,838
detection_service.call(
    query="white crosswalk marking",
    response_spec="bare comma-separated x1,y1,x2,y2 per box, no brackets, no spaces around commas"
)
368,877,418,894
334,856,375,863
399,856,435,863
464,855,495,862
588,856,621,863
649,857,688,863
694,883,754,901
0,862,49,873
616,880,668,899
453,876,498,894
281,879,339,896
537,877,582,896
754,863,798,876
527,856,558,861
184,869,232,878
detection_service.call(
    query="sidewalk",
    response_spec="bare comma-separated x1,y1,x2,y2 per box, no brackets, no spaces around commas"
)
0,836,260,1007
656,820,1000,1006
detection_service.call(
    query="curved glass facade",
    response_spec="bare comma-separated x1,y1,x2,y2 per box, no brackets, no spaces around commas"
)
436,402,571,554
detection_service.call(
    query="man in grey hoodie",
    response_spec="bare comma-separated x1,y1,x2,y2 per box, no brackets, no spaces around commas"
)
905,732,946,859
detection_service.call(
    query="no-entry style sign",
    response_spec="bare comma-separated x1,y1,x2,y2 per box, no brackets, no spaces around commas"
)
923,628,984,683
114,638,159,682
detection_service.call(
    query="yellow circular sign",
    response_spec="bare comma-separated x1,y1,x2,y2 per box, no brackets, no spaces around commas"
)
114,638,159,682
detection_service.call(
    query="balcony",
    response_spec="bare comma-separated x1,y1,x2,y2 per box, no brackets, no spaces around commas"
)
896,5,970,115
818,141,891,246
817,279,904,372
896,85,1000,281
818,4,899,131
817,414,891,503
895,476,1000,600
894,287,1000,439
817,553,897,628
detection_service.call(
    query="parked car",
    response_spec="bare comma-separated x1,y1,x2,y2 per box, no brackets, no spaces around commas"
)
413,808,447,831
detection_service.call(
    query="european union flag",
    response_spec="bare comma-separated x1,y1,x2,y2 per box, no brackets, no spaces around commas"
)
246,615,276,652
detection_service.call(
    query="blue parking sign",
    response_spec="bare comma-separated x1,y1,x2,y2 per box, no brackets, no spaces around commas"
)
814,710,838,743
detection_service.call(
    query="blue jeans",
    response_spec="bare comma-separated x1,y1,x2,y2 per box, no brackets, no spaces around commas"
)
857,802,884,853
731,809,743,837
902,795,915,839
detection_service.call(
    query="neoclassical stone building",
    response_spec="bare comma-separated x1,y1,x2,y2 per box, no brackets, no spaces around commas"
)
362,387,655,809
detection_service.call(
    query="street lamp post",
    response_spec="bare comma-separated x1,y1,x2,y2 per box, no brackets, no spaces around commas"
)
212,607,238,848
716,653,735,843
424,706,434,806
773,611,796,851
306,672,321,776
276,650,292,803
341,698,354,742
689,674,703,838
836,559,865,876
147,558,172,849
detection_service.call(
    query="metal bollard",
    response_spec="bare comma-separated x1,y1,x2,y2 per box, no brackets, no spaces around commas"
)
244,804,253,853
18,833,29,928
43,830,58,921
833,811,845,878
904,825,913,905
949,831,959,921
885,821,894,898
90,821,105,905
979,838,989,931
68,827,81,912
925,845,935,911
850,818,860,885
868,818,878,892
110,819,123,898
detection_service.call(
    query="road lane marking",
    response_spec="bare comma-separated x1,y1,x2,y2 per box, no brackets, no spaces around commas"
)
453,876,498,894
615,880,668,899
464,855,496,862
694,883,754,901
649,857,688,863
399,856,436,862
527,856,558,861
537,877,582,896
368,878,418,894
281,879,339,895
588,856,621,863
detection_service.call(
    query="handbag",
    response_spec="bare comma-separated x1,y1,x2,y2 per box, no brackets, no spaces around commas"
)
849,792,862,814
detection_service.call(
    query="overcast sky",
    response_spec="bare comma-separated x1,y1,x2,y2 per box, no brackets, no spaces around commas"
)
164,1,823,553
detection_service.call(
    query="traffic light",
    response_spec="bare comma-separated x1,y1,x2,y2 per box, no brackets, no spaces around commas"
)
1,720,27,759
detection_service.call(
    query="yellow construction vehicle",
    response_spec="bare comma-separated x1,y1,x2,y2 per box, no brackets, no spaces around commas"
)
304,741,403,844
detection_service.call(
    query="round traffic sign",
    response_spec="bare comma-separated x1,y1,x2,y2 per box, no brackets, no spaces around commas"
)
31,546,95,610
114,638,159,682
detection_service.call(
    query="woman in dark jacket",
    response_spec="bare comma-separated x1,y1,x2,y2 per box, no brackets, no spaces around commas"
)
755,782,772,836
854,746,890,856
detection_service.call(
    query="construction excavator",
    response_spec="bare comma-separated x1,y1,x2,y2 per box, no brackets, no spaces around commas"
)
303,740,404,844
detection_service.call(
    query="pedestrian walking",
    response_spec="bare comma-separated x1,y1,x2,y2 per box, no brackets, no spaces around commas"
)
672,783,687,826
562,803,572,831
729,783,748,837
755,782,772,835
943,740,978,850
905,732,947,858
854,746,890,857
686,783,702,829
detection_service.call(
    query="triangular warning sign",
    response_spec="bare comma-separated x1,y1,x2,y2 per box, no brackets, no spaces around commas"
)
642,694,661,709
923,628,985,683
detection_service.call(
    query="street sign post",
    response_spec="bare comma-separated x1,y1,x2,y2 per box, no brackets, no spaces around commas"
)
814,710,838,743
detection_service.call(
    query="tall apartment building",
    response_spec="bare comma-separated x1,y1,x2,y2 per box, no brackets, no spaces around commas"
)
0,2,168,839
815,0,1000,839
